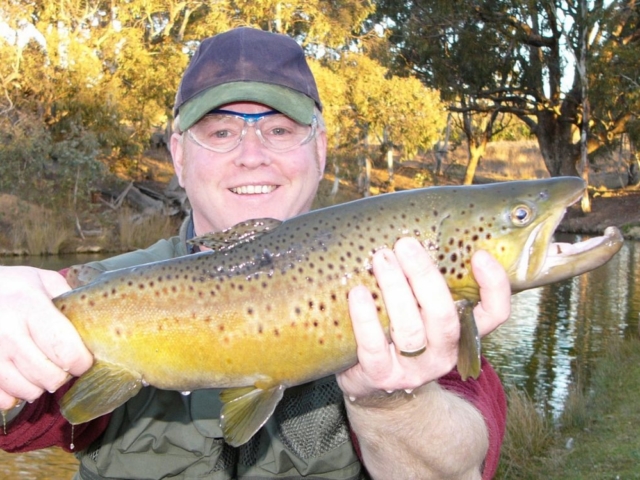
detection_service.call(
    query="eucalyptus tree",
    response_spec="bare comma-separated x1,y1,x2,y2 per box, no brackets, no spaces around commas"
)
374,0,640,182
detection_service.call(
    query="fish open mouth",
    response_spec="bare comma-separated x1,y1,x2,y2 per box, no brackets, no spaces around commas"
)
512,225,623,292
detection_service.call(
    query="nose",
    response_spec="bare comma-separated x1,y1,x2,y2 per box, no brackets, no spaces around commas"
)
233,126,271,168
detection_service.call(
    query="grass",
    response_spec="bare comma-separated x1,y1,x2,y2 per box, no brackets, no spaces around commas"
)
495,335,640,479
117,208,180,251
15,207,75,256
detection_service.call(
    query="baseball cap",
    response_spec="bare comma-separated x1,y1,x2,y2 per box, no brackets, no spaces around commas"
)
174,27,322,132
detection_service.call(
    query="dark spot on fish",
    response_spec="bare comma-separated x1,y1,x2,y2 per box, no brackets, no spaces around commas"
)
290,321,296,327
457,273,464,280
433,210,438,216
486,233,492,239
319,338,324,345
59,304,66,312
438,253,445,261
331,292,337,302
295,307,301,315
258,325,263,334
440,267,447,275
472,235,479,241
451,253,458,262
319,303,326,311
171,286,177,293
274,329,280,337
137,284,145,290
80,294,86,300
313,321,319,327
334,319,340,326
103,292,108,298
115,328,121,336
308,301,314,310
111,288,116,295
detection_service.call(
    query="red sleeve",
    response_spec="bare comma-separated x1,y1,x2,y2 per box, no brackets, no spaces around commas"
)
438,357,507,480
0,267,112,453
0,380,112,453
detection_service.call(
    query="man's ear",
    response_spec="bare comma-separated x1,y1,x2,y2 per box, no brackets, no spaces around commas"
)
170,133,186,187
315,129,328,178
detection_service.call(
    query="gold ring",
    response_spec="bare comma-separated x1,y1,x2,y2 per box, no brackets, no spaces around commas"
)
399,345,427,357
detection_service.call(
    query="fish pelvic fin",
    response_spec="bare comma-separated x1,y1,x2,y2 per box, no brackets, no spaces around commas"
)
456,300,481,381
60,360,143,425
189,218,282,251
219,384,285,447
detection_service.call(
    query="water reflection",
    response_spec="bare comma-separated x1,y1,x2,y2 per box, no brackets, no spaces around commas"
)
484,235,640,417
1,238,638,475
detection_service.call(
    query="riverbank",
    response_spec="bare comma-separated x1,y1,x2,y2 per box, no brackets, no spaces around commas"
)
496,334,640,479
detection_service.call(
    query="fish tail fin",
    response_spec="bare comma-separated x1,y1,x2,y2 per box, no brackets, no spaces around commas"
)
60,360,143,424
219,384,285,447
457,300,482,381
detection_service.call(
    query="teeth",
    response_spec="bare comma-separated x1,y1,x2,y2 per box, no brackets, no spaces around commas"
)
231,185,276,195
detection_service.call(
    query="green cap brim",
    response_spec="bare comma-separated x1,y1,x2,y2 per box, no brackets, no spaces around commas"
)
178,82,315,131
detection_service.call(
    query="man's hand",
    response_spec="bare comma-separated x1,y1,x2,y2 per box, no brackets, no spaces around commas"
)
0,267,93,410
337,237,511,399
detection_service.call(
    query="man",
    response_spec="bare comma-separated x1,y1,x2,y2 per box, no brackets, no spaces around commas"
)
0,28,510,479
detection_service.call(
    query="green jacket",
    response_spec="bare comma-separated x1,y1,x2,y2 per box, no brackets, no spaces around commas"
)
75,219,364,480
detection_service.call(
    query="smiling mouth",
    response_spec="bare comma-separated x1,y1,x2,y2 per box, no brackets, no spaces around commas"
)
230,185,277,195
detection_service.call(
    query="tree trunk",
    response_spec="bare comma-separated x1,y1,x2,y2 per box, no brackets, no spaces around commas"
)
535,108,580,177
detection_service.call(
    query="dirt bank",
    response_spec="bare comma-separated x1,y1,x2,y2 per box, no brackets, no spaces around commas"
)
558,188,640,238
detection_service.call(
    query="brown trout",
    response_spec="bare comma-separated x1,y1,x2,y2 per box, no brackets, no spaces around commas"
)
49,177,621,447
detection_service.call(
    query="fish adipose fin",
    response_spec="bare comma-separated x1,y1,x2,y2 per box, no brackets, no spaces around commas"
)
219,384,285,447
456,300,481,380
189,218,282,251
60,360,143,424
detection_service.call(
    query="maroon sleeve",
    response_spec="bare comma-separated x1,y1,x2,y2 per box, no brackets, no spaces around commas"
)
0,381,112,453
438,357,507,479
0,266,112,453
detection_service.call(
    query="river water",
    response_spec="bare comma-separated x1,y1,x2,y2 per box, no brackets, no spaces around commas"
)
1,236,638,477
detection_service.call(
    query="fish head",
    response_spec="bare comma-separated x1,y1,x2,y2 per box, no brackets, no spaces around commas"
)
437,177,587,299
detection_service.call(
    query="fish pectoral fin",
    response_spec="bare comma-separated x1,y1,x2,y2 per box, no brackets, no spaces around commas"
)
456,300,482,381
219,384,285,447
189,218,282,251
60,360,143,425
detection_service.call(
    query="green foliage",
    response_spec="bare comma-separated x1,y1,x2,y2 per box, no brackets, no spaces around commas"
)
0,112,105,209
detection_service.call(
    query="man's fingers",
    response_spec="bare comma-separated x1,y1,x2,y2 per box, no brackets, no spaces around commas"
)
471,250,511,337
371,246,428,355
393,238,459,356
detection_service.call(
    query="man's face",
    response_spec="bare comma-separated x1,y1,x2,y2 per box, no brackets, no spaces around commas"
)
171,102,327,235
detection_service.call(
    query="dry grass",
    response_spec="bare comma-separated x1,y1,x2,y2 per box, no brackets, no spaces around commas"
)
118,208,180,251
495,386,556,479
12,206,74,256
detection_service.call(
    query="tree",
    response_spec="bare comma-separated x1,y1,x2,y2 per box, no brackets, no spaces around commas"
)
374,0,640,181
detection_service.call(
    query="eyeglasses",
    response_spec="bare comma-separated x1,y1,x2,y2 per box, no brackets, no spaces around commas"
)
186,109,317,153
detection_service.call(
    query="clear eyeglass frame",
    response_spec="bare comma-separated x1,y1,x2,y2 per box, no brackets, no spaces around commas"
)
186,109,317,153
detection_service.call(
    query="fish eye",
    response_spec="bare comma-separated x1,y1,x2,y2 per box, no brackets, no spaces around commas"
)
511,204,533,226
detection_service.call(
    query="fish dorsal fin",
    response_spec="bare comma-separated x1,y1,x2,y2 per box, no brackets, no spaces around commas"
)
60,360,143,425
188,218,282,252
66,265,104,289
456,300,481,381
219,384,285,447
